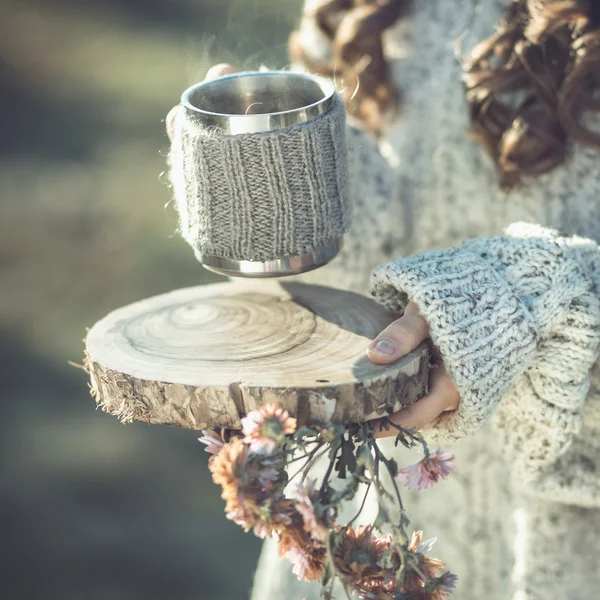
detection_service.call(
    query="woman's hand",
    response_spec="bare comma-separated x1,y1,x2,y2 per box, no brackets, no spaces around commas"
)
166,63,237,142
367,301,460,437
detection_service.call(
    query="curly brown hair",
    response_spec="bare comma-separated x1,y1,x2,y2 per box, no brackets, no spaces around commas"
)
289,0,600,188
289,0,410,136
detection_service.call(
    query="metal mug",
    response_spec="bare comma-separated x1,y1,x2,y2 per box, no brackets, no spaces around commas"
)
176,71,350,278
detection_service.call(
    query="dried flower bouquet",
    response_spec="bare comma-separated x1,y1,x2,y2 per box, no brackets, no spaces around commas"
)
200,403,457,600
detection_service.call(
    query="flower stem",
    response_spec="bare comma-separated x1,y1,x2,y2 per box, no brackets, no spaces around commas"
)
382,417,430,456
372,439,406,517
287,443,325,485
300,444,330,484
318,441,341,496
347,483,371,528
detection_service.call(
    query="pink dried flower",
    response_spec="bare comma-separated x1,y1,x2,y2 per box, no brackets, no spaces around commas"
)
241,404,297,454
429,572,458,600
333,525,394,592
402,531,448,594
278,521,326,582
288,546,314,580
252,521,274,540
242,453,283,491
226,506,256,531
252,497,295,539
198,430,225,455
396,449,455,491
295,479,333,542
407,530,437,555
209,438,262,533
257,466,279,488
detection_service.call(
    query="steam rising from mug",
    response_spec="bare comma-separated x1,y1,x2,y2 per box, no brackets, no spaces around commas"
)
169,71,351,278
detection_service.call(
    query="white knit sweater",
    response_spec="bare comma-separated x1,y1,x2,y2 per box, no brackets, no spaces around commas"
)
250,1,600,599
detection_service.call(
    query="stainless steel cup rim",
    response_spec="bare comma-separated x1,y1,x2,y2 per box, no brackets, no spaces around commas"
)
181,70,336,134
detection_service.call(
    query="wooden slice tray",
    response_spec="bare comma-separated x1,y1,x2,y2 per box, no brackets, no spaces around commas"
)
86,281,429,430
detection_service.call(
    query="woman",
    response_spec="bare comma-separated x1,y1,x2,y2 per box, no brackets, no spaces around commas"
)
167,1,600,598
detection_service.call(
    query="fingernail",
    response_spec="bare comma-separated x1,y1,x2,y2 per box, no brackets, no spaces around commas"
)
370,339,396,356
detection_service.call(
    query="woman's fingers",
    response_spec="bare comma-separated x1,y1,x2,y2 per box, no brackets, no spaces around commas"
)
372,366,460,438
366,299,461,437
367,301,429,365
166,105,180,142
205,63,237,80
166,63,238,142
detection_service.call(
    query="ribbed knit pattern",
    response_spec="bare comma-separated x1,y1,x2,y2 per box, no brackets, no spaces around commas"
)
169,95,350,262
369,225,600,479
369,246,539,442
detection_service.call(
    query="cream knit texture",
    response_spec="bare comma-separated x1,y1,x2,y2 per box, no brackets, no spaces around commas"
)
249,2,600,600
467,225,600,495
369,226,600,456
370,246,539,442
169,95,350,262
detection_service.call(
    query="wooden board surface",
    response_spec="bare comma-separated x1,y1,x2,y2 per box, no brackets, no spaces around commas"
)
86,281,429,430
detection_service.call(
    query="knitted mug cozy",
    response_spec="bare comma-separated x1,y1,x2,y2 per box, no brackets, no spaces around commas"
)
169,91,351,269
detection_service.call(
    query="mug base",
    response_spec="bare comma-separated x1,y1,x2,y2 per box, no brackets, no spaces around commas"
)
195,237,343,278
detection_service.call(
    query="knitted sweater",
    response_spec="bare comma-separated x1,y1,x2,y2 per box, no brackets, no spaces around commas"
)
249,1,600,599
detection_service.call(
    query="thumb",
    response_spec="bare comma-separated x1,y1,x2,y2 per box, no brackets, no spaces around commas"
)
367,301,429,365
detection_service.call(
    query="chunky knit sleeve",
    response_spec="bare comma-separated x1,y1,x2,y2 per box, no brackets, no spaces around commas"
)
370,223,600,490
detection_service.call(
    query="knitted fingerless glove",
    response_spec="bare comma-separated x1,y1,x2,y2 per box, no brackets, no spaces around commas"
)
370,223,600,489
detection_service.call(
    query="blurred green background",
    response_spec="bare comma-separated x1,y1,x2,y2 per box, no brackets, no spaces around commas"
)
0,1,302,598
